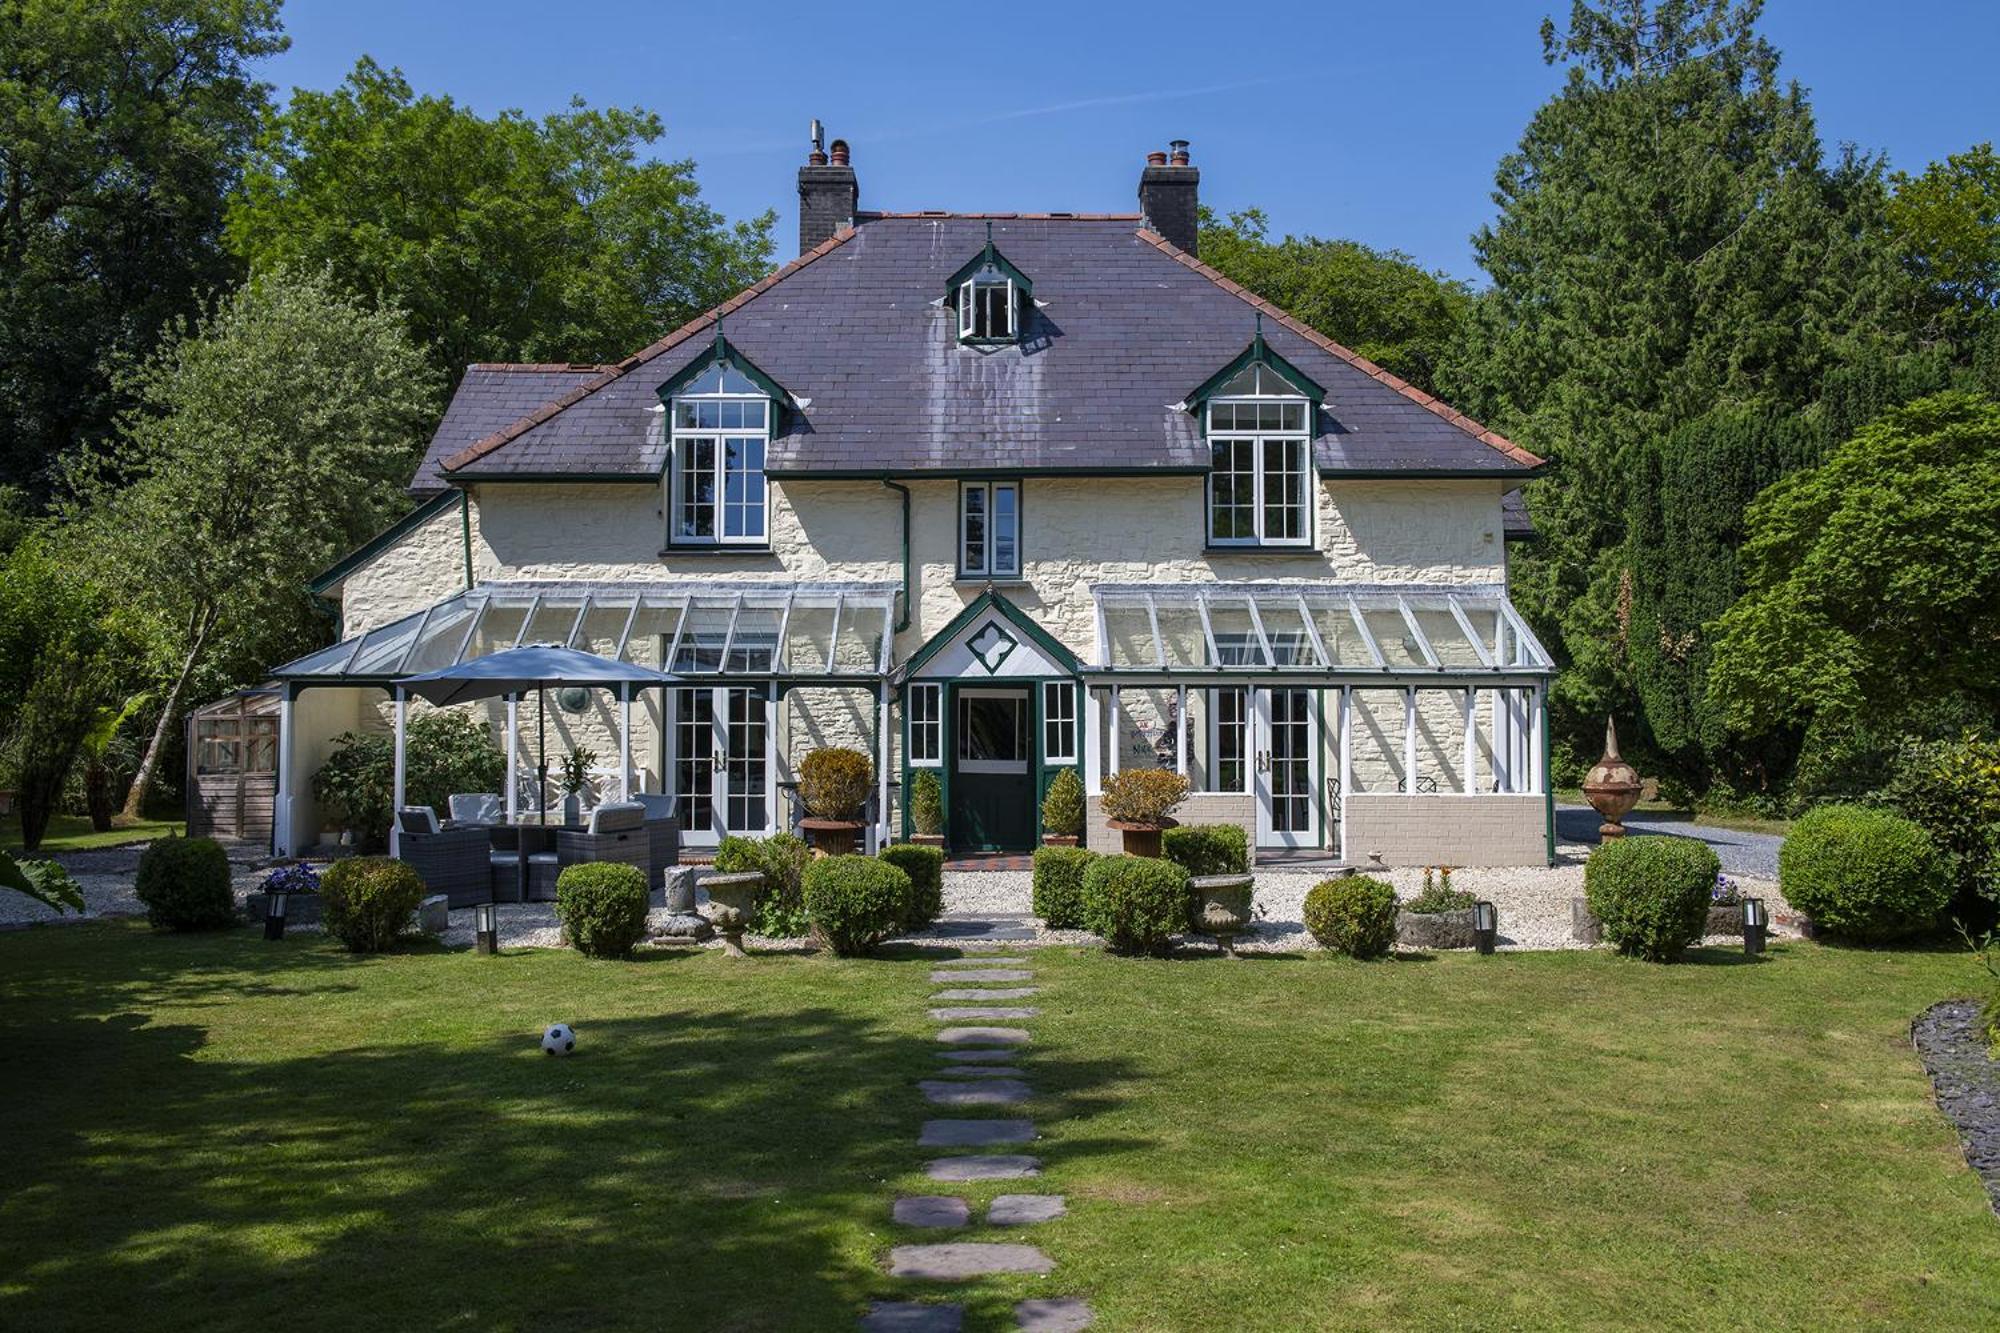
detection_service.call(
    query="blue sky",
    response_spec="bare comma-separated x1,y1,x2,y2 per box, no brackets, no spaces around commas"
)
260,0,2000,281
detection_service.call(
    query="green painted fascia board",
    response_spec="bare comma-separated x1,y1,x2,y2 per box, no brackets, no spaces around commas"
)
308,490,459,595
1185,335,1326,409
654,334,791,410
902,587,1083,679
1323,466,1545,480
443,472,661,485
769,466,1209,481
945,242,1033,297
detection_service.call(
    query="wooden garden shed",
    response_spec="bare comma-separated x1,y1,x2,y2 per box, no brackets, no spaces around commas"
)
186,689,280,845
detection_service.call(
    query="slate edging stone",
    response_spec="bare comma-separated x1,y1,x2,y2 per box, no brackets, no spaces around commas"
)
1912,998,2000,1216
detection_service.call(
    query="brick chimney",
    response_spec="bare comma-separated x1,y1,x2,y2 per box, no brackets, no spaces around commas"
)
798,120,857,255
1138,139,1199,256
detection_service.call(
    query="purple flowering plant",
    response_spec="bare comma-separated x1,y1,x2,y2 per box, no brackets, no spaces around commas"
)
1710,872,1739,906
264,862,322,895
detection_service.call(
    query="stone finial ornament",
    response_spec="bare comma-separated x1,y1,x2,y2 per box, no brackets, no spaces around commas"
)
1581,716,1644,838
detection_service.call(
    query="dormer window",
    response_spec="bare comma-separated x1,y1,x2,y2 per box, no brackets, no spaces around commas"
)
948,224,1032,346
660,330,788,549
1188,324,1326,550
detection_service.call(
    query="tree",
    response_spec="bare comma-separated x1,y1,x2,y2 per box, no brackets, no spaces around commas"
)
0,0,286,492
1198,208,1471,396
226,58,775,395
64,267,439,819
1887,142,2000,352
1706,392,2000,797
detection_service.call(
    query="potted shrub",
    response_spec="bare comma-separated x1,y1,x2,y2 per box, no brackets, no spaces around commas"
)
1099,768,1189,857
1395,865,1478,949
798,746,874,856
250,860,324,928
908,769,945,847
1041,768,1085,846
559,746,599,825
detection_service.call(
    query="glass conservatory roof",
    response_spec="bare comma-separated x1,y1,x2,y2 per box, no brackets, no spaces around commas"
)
1089,583,1555,679
275,581,900,682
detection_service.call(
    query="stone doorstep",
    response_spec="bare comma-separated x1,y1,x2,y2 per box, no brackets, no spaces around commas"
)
935,1026,1030,1045
918,1119,1036,1147
936,1046,1021,1063
887,1242,1054,1280
927,1006,1040,1021
920,1079,1033,1105
988,1194,1067,1226
928,987,1040,1001
926,1154,1041,1180
1014,1297,1095,1331
859,1301,963,1332
927,968,1033,983
893,1196,969,1229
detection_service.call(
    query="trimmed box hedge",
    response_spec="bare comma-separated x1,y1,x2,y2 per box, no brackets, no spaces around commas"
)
1781,804,1950,942
556,862,650,958
802,855,909,956
1162,823,1249,877
1583,837,1720,962
879,843,944,930
1080,854,1190,954
1032,845,1097,929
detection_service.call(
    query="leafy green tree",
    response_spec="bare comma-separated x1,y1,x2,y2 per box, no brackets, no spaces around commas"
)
1888,142,2000,351
1706,392,2000,797
0,0,286,492
64,267,439,820
1198,208,1471,396
227,58,775,393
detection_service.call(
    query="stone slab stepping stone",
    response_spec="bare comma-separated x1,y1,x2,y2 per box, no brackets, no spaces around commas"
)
933,955,1029,966
937,1046,1020,1063
859,1301,964,1332
926,1154,1041,1180
888,1243,1053,1280
929,968,1032,983
929,1006,1040,1021
936,1026,1030,1045
919,1119,1035,1147
894,1195,970,1229
930,987,1039,1001
1014,1297,1094,1331
988,1194,1067,1225
933,1064,1025,1079
921,1079,1033,1105
932,918,1035,942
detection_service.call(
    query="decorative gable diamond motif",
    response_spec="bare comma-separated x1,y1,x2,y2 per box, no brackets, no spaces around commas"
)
966,621,1017,675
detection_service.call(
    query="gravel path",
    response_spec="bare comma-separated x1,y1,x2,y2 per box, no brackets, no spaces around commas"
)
0,842,268,928
1556,804,1783,879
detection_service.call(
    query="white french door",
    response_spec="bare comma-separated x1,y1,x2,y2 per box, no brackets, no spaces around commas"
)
669,685,775,845
1254,687,1319,848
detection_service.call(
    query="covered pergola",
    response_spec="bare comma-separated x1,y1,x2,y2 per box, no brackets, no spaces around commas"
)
267,580,901,854
1085,582,1559,862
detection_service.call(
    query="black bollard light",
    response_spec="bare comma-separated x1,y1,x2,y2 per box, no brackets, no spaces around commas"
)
1742,897,1767,957
475,901,499,956
1473,900,1498,955
263,890,288,941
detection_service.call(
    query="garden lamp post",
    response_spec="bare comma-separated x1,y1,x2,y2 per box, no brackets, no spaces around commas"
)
263,889,288,941
475,902,499,956
1473,900,1498,955
1742,897,1767,957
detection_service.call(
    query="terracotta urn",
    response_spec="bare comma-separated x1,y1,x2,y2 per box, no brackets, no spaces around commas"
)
1107,817,1176,858
1581,716,1643,838
799,816,863,857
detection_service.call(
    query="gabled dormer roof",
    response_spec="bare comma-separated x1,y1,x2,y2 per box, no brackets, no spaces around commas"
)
656,326,792,409
1185,318,1326,411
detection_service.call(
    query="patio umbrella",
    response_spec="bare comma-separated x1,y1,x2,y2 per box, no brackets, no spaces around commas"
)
394,644,676,841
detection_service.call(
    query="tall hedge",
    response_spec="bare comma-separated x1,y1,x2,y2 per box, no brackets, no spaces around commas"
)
879,843,943,930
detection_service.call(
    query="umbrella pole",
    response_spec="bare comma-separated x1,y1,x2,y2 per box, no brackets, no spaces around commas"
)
537,685,548,826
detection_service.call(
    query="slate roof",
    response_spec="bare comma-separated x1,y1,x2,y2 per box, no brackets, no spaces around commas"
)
431,217,1540,486
412,364,611,493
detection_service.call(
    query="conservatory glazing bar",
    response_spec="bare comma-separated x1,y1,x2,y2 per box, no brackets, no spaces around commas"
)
271,580,901,683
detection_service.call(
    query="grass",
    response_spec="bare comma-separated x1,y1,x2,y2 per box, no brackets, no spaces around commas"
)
0,812,183,853
2,927,1997,1330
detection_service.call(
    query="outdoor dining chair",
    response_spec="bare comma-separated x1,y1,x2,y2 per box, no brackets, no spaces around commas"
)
394,806,492,907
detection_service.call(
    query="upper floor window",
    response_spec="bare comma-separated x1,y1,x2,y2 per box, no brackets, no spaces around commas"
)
959,481,1020,578
947,224,1032,346
664,345,783,549
1203,363,1313,548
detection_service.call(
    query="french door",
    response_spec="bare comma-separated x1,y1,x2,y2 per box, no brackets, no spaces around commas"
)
1254,687,1319,848
669,685,774,845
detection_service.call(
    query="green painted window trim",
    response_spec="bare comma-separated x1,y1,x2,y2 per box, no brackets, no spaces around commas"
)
653,331,791,418
956,479,1024,580
901,586,1083,681
1184,326,1326,412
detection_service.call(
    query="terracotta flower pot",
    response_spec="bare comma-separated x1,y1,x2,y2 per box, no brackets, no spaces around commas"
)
800,817,863,857
1107,818,1176,858
1041,834,1079,847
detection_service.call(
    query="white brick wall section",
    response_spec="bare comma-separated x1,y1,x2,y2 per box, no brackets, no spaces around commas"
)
1344,794,1547,867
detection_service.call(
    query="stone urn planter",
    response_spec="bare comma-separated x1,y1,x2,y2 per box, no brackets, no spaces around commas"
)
1396,907,1479,950
1107,818,1175,858
701,871,765,958
1041,833,1080,848
1190,873,1254,959
1581,716,1643,838
799,817,864,857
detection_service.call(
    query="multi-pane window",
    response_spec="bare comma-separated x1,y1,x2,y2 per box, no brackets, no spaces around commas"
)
1205,363,1311,547
1042,682,1076,763
908,683,942,766
959,481,1020,577
670,368,770,546
1209,687,1248,793
958,278,1015,341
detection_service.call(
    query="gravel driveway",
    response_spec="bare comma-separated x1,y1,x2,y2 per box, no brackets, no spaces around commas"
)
1556,804,1783,878
0,841,268,928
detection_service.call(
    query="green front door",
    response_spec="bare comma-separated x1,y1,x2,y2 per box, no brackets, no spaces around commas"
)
949,686,1035,852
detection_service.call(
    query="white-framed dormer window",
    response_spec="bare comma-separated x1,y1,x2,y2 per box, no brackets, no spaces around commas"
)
1205,362,1311,547
669,364,770,546
908,682,942,766
959,481,1020,578
958,276,1015,341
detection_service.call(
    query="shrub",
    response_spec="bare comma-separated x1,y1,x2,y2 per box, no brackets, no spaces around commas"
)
1583,837,1720,961
799,746,874,821
713,832,810,936
134,836,234,930
1041,768,1085,838
880,843,944,930
1781,804,1951,942
1032,844,1098,929
802,855,909,956
1099,768,1190,826
555,863,650,958
1303,877,1398,958
1403,867,1474,914
1162,823,1248,877
312,711,504,849
318,856,426,952
909,769,944,837
1882,733,2000,926
1080,854,1190,954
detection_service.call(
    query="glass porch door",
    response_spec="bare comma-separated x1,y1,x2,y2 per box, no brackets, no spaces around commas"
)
1254,687,1319,848
670,685,772,845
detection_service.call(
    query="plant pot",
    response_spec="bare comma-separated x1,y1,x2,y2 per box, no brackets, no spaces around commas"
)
1190,874,1254,958
910,833,945,847
1041,834,1079,847
1705,904,1745,936
1396,907,1477,950
563,793,583,825
701,871,765,959
800,817,863,857
1108,817,1176,858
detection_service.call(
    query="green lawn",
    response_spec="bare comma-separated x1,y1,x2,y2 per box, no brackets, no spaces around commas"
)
1,813,183,852
1,926,1996,1331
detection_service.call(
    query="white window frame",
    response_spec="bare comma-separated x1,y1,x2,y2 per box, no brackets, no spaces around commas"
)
958,480,1021,578
958,277,1016,341
1042,681,1076,763
1205,686,1250,795
669,388,771,547
1205,376,1311,548
908,682,942,767
956,687,1029,775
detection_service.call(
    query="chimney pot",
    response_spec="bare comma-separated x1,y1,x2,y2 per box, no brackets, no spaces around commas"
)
798,132,858,255
1139,143,1200,256
1147,149,1168,166
1170,139,1190,166
829,139,850,166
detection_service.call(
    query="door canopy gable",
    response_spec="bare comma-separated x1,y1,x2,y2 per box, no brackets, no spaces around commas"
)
905,588,1081,681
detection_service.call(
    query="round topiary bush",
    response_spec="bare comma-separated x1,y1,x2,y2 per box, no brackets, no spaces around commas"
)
555,862,650,958
879,843,944,930
1583,836,1721,961
1780,804,1951,943
1080,854,1190,954
1162,823,1249,876
318,856,427,953
134,836,235,931
802,854,909,956
1031,844,1097,929
798,747,875,821
1303,876,1398,958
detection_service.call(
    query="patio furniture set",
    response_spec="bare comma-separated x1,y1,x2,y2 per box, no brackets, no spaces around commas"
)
395,793,681,907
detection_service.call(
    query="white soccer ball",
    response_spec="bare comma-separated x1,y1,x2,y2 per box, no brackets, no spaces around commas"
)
541,1023,576,1056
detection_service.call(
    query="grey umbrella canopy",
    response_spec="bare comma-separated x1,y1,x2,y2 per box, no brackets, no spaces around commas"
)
400,643,675,705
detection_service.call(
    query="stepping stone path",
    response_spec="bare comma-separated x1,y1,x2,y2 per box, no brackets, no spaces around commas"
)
866,953,1089,1329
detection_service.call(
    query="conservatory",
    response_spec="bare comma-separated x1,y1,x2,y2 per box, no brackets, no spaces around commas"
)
1082,583,1559,865
266,580,901,856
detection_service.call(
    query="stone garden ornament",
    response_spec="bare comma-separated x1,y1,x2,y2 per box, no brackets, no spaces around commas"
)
1581,716,1644,838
